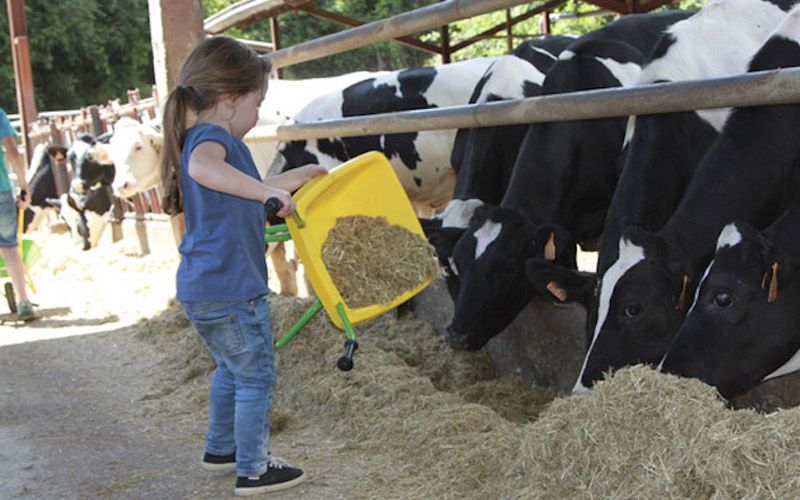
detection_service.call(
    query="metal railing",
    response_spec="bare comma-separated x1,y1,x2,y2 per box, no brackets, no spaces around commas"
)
246,67,800,142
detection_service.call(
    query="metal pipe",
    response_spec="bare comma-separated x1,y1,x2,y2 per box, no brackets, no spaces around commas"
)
248,67,800,142
266,0,550,69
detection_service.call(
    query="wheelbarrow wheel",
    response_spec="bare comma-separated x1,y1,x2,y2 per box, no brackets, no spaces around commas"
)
4,282,16,314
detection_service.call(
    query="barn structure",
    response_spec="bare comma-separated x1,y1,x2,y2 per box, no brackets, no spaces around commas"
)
6,0,800,406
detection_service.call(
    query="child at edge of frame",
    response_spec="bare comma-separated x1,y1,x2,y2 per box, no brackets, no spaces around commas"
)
159,35,327,497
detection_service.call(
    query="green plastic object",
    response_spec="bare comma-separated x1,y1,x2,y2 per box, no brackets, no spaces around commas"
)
275,299,323,349
0,239,41,278
336,303,356,342
264,223,292,243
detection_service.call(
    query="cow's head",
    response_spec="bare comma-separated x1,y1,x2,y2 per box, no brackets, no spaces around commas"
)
661,220,800,398
68,135,115,193
444,206,573,350
421,199,484,298
108,118,163,198
575,226,692,391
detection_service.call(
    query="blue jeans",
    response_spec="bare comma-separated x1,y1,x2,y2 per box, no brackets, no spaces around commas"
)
181,295,275,477
0,190,17,247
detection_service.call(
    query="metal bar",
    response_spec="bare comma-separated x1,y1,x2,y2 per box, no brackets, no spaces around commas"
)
275,299,323,348
297,5,442,54
449,0,563,53
266,0,556,69
247,67,800,142
335,303,356,342
204,0,314,33
237,38,274,52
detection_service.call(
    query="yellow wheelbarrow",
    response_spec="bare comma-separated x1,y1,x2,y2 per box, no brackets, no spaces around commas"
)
0,208,39,313
265,152,434,371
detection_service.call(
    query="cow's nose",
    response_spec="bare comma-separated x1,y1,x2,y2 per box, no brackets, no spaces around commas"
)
572,380,593,395
444,325,471,351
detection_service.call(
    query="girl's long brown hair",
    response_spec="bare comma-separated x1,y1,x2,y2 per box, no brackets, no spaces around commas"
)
160,36,271,215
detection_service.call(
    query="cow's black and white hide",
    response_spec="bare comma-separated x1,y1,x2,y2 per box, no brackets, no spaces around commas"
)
424,36,575,295
575,9,800,391
68,132,114,194
47,185,115,250
276,57,497,215
23,142,69,232
440,10,693,351
660,201,800,398
527,0,797,351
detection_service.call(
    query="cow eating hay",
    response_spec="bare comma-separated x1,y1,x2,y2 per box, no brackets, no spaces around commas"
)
321,216,441,308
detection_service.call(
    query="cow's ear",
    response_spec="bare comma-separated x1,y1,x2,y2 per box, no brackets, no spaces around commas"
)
533,223,576,268
419,217,442,236
526,257,596,307
622,225,679,262
425,225,466,261
145,128,164,156
620,225,656,250
48,145,68,161
757,233,796,292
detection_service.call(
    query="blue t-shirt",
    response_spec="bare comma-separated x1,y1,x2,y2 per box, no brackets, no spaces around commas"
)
176,123,268,302
0,109,17,193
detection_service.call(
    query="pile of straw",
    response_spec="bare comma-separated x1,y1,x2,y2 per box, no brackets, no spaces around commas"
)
321,216,441,308
507,365,800,498
139,295,800,498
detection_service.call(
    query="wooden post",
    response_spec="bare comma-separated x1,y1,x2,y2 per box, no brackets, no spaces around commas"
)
147,0,204,247
439,0,450,64
89,106,105,135
6,0,37,161
132,194,150,255
505,8,513,53
542,9,551,34
270,16,282,79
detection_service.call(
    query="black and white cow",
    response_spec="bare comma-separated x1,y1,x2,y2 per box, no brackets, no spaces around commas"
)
48,185,116,250
527,0,796,346
23,142,69,232
575,10,800,391
448,35,576,205
68,133,114,193
276,57,497,215
424,35,574,296
660,201,800,398
440,10,692,350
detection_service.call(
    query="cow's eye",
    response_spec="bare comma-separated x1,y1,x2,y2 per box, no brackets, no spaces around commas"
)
712,292,733,308
624,304,642,318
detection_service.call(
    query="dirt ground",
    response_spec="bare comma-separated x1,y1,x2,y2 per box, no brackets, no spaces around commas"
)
0,228,551,499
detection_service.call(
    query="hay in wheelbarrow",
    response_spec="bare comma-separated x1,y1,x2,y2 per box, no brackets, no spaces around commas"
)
321,215,441,308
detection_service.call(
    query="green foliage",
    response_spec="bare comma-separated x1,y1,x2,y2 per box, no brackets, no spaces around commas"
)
0,0,710,113
206,0,434,78
0,0,152,113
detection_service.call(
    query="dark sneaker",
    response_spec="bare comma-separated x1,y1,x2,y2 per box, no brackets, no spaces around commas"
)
16,300,36,321
202,450,237,471
234,456,306,496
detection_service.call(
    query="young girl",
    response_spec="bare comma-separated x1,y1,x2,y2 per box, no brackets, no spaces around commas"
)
160,36,326,496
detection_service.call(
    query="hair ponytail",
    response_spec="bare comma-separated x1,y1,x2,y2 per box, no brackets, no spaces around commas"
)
160,86,188,215
159,36,272,216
